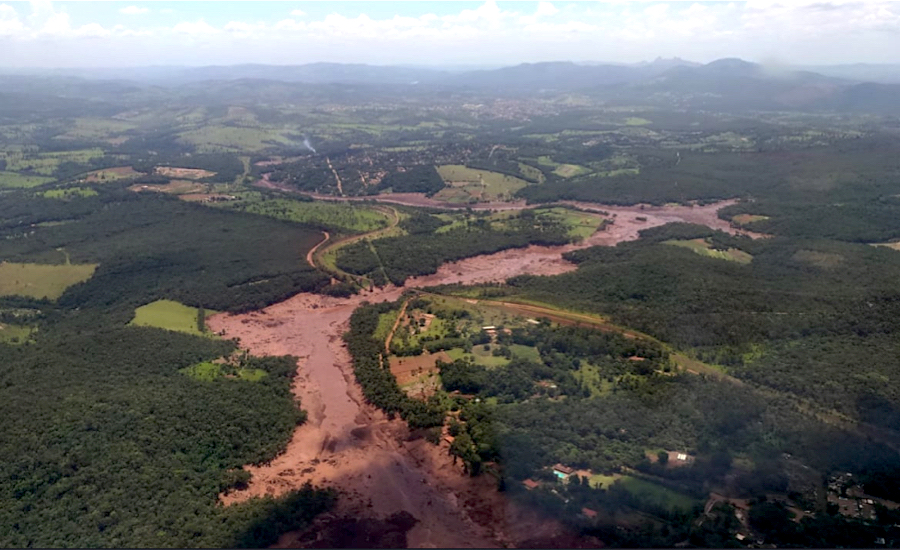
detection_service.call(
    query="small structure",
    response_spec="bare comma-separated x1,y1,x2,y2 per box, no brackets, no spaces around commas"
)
582,507,598,519
552,463,575,480
443,435,455,445
523,479,540,491
677,453,688,461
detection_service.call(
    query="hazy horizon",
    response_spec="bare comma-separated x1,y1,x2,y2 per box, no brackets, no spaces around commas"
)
1,1,899,69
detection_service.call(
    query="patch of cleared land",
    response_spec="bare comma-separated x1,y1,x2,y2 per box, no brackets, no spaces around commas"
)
41,187,98,199
615,476,699,513
0,171,55,188
0,262,97,299
84,166,142,182
535,207,606,239
872,242,900,251
732,214,770,225
624,117,652,126
129,180,207,195
1,148,103,175
178,126,294,153
664,238,753,264
155,166,216,180
179,360,267,382
129,299,219,337
793,249,844,269
0,323,33,344
218,195,391,234
436,164,529,201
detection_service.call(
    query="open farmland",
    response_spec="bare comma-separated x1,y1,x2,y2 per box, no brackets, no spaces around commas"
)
436,164,529,201
0,262,97,299
129,299,218,337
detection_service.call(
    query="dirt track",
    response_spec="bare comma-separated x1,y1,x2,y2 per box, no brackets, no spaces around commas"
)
209,198,752,548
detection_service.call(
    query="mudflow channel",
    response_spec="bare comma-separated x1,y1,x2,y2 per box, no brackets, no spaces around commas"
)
208,200,758,548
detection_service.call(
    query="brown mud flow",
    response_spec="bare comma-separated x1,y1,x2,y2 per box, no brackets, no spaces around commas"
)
208,199,748,548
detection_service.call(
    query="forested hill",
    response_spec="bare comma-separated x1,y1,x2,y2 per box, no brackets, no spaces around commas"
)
0,186,334,547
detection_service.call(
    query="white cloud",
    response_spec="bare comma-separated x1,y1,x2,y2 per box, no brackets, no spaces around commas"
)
171,19,220,35
119,6,148,16
3,1,900,67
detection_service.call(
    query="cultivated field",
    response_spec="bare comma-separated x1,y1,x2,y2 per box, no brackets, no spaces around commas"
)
0,262,97,299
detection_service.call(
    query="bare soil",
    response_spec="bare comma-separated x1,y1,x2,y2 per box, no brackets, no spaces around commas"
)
210,198,746,548
155,166,216,179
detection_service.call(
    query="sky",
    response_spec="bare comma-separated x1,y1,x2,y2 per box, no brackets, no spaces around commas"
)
0,1,899,68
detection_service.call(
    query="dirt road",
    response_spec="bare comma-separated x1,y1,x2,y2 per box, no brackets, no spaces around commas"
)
209,198,750,548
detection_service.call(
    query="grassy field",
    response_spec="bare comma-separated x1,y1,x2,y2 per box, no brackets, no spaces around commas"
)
436,164,529,201
509,343,541,362
575,362,615,397
552,164,592,178
535,207,606,239
178,126,295,152
623,117,652,126
129,300,219,337
0,171,55,188
664,238,753,264
179,361,267,382
616,476,699,513
219,195,391,234
0,323,33,344
58,118,136,141
590,473,622,489
0,262,97,299
84,166,142,182
731,214,770,226
42,187,99,199
518,162,545,183
1,148,104,175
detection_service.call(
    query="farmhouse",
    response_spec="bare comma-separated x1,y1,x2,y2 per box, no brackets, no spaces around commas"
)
552,463,575,480
522,479,540,490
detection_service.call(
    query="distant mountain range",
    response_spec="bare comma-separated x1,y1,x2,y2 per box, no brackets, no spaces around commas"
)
1,58,899,115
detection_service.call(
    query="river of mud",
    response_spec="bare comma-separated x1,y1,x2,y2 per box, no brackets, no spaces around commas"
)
208,198,760,548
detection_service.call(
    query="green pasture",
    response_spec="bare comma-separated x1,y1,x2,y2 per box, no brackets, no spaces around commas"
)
42,187,98,200
664,239,752,264
129,300,219,337
0,262,97,300
535,207,606,239
0,323,34,344
615,476,699,513
1,148,104,175
436,164,528,201
0,171,55,188
178,126,295,152
179,361,267,382
219,194,390,234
